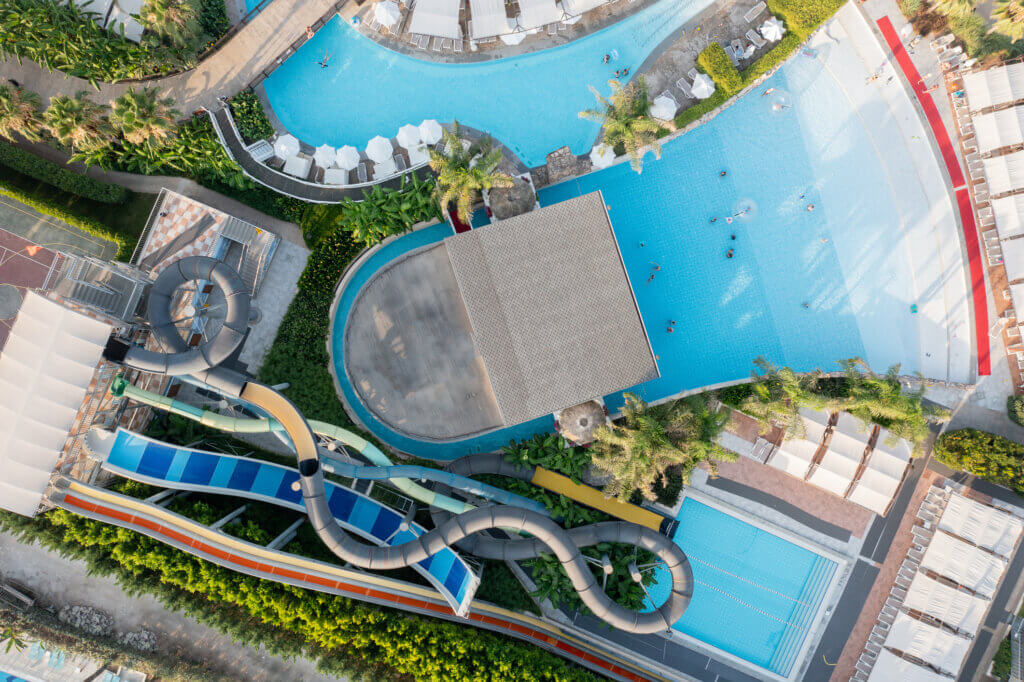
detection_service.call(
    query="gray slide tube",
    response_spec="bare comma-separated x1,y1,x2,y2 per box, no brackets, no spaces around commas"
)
121,257,250,386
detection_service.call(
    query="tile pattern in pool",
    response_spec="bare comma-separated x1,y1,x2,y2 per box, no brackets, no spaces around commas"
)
645,497,838,677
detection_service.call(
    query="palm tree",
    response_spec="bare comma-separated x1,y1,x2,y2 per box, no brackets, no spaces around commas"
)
994,0,1024,39
932,0,976,15
110,87,179,148
738,358,833,439
591,393,734,501
140,0,201,47
579,77,662,174
43,92,114,152
429,121,514,222
1,627,25,654
0,85,42,142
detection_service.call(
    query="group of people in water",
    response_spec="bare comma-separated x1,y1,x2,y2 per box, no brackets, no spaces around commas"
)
602,54,630,79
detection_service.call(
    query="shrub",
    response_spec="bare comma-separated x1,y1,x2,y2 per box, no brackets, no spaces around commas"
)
946,13,988,57
1008,396,1024,427
993,636,1012,680
475,561,540,615
0,141,126,203
741,31,803,84
697,43,743,95
230,91,274,144
0,175,129,258
198,0,229,44
898,0,924,16
933,429,1024,495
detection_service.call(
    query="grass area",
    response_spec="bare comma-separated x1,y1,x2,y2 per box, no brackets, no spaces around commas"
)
0,164,154,253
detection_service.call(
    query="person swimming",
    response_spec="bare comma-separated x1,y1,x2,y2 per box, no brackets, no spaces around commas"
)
726,249,734,258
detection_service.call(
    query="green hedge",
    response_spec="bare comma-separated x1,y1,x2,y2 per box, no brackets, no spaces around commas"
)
697,43,742,95
933,429,1024,495
0,176,128,259
767,0,844,37
0,141,126,203
230,91,274,144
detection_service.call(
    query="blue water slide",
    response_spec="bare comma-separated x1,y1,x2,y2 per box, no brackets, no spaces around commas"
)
96,428,478,615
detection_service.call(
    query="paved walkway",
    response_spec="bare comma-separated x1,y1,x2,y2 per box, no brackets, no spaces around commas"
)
0,531,342,682
0,0,340,112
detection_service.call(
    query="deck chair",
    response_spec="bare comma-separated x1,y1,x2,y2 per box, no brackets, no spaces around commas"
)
746,29,766,49
676,77,692,98
357,162,369,183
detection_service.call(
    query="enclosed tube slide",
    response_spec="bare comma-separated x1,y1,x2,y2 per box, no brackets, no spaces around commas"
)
101,256,694,633
110,378,543,515
240,381,694,633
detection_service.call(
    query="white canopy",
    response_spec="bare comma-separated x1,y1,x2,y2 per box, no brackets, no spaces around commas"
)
692,73,716,100
335,145,360,171
408,0,462,39
847,482,894,515
939,493,1023,557
826,431,868,463
313,144,335,167
589,145,615,169
1002,235,1024,282
768,438,818,478
0,292,111,516
921,531,1007,597
470,0,514,38
835,411,870,438
500,30,527,44
972,105,1024,155
274,134,300,159
374,0,401,26
993,194,1024,239
963,62,1024,112
807,465,854,497
517,0,562,30
873,426,913,465
396,124,422,149
885,612,971,675
761,15,785,42
904,573,989,634
420,119,444,145
982,149,1024,196
1011,282,1024,313
650,94,678,121
561,0,606,15
868,649,951,682
366,135,394,164
105,5,145,42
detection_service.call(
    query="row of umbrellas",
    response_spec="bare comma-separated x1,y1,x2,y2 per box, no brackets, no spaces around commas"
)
272,119,444,170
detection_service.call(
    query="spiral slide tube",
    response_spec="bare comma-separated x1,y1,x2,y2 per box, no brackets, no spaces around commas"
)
240,381,694,633
110,379,543,515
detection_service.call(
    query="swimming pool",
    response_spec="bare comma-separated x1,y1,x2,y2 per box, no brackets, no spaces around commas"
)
262,0,715,166
2,671,28,682
644,496,839,677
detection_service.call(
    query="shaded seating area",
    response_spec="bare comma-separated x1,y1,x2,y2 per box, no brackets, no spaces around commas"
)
408,0,463,40
963,61,1024,113
855,487,1024,682
764,410,913,515
971,105,1024,155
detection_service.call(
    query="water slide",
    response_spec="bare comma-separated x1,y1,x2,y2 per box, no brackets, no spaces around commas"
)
85,426,479,614
110,378,544,516
102,255,694,633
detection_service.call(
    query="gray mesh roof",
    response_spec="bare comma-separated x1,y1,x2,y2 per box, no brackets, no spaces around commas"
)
444,191,658,426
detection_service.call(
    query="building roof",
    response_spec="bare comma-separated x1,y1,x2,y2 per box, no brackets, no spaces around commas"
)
0,292,111,516
444,191,657,426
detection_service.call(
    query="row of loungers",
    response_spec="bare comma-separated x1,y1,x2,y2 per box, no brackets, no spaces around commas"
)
763,409,913,515
853,487,1024,681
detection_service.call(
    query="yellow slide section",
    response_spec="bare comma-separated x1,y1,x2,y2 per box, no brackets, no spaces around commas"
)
529,468,665,532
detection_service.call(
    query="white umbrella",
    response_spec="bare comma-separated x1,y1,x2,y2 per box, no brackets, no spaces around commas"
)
419,119,444,145
366,135,393,163
396,124,421,149
274,133,299,158
649,94,677,121
761,16,785,42
692,73,716,100
335,145,360,170
589,144,615,169
374,0,401,27
313,143,335,167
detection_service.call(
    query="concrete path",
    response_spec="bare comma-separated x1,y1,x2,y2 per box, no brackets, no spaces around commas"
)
0,531,342,682
0,0,339,112
239,239,309,371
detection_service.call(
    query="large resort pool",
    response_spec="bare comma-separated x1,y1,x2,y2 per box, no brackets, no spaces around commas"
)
328,8,972,460
262,0,716,166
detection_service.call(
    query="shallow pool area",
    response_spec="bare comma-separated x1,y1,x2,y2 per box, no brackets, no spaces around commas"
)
644,496,839,677
262,0,714,166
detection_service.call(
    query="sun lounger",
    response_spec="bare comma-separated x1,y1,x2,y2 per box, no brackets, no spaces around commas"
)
282,154,312,179
454,38,463,52
373,157,399,179
547,22,558,35
418,34,430,48
687,67,699,81
676,77,692,98
724,44,739,66
432,37,443,51
323,167,350,185
357,162,369,183
442,38,452,50
743,1,765,23
395,154,408,172
746,29,766,49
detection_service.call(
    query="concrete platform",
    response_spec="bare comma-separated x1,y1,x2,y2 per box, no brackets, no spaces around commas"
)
343,244,502,440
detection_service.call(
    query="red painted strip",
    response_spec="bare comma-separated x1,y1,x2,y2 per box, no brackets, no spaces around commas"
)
62,494,656,682
877,16,990,376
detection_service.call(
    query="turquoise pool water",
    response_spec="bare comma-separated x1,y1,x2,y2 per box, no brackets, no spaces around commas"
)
644,497,837,676
2,672,28,682
261,0,714,166
330,45,919,458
